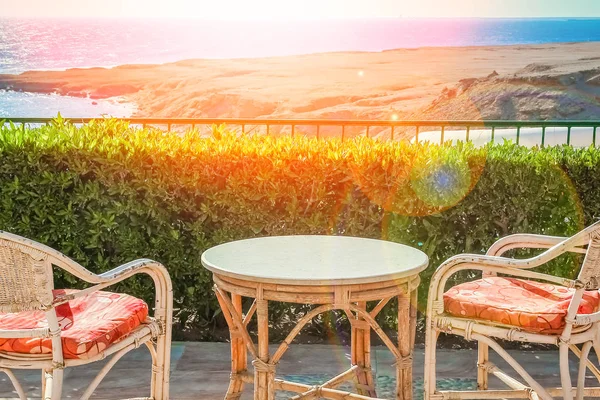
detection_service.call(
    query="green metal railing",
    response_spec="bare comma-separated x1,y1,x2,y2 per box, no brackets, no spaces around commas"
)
2,117,600,145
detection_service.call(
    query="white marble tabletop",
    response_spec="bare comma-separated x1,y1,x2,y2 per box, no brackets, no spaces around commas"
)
201,235,428,285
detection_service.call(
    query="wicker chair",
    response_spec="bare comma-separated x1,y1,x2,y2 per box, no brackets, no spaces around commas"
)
0,231,173,400
424,221,600,400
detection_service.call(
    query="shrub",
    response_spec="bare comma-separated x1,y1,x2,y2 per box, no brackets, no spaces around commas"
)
0,117,597,341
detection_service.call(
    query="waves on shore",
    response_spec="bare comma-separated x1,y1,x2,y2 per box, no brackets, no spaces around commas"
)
0,90,135,118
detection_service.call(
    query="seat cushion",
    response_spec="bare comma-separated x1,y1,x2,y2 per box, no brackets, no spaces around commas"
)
0,289,148,359
444,277,600,333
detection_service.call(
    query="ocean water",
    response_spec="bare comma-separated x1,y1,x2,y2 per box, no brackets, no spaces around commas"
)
0,90,135,118
1,17,600,117
2,18,600,74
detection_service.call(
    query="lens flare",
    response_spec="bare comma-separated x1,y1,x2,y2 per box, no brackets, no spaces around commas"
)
349,141,488,218
410,158,472,209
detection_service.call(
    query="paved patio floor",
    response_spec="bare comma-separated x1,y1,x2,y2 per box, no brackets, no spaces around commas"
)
1,343,599,399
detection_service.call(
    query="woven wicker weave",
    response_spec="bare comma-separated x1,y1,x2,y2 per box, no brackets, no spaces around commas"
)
0,239,53,313
578,229,600,289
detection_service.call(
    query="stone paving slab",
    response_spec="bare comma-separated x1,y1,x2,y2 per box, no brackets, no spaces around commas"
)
0,342,598,399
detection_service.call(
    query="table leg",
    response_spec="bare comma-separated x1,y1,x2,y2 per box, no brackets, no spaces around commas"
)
396,289,417,400
225,294,247,400
254,299,275,400
351,301,377,397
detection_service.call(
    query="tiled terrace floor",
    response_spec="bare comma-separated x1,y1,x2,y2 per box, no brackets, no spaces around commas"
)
1,343,598,399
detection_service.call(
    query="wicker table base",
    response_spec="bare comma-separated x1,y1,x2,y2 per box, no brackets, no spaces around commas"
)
213,273,420,400
201,236,427,400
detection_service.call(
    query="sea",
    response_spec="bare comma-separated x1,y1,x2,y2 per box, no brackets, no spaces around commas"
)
1,17,600,118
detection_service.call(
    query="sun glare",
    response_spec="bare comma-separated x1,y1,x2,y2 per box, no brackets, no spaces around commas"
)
116,0,396,19
2,0,596,19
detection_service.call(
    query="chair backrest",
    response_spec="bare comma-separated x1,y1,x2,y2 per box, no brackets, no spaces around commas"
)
577,221,600,289
0,232,55,313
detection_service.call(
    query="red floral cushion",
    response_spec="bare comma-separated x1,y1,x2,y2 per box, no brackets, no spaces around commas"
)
444,277,600,333
0,289,148,359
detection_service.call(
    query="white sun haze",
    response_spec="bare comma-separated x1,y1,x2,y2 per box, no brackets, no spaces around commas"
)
0,0,598,18
0,0,398,18
144,0,391,19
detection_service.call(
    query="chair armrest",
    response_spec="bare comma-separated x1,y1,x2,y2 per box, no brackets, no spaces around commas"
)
433,229,586,292
574,310,600,326
53,259,172,309
54,258,173,359
97,258,163,282
486,233,585,256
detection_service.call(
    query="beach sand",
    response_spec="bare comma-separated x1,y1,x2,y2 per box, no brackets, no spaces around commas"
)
1,42,599,138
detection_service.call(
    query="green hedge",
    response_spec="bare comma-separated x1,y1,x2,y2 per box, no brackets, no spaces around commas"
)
0,117,597,341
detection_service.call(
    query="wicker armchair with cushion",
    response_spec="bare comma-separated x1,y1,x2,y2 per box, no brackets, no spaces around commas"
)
425,221,600,400
0,231,173,400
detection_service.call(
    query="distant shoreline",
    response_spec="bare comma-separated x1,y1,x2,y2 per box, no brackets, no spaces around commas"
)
4,40,600,76
3,39,600,76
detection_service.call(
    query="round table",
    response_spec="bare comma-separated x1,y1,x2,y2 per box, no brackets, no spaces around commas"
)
201,235,428,400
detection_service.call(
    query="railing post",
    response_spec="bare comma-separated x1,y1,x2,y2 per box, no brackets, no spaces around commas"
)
291,125,295,137
466,126,470,142
391,125,394,141
440,126,444,144
342,125,345,141
266,124,270,136
491,126,495,143
567,126,571,145
415,126,419,142
242,124,245,134
594,126,597,147
541,126,546,147
366,126,369,138
168,123,171,132
516,126,520,145
316,125,320,139
22,122,25,134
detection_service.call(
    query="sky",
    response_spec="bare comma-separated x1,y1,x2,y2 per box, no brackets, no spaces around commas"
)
1,0,600,19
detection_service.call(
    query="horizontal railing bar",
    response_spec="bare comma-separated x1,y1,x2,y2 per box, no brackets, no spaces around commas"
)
2,117,600,128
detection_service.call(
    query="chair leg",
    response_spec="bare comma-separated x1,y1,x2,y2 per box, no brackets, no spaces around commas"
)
560,342,573,400
43,368,64,400
423,317,439,400
477,342,489,390
0,368,27,400
151,331,172,400
41,369,46,399
576,341,593,400
593,339,600,384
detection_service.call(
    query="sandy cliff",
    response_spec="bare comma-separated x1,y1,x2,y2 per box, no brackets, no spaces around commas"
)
411,64,600,121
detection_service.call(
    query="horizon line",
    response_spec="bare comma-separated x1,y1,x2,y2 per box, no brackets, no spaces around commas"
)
1,15,600,20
